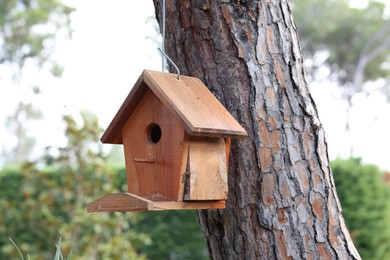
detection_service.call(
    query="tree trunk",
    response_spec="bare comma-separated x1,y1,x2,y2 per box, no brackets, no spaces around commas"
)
153,1,360,259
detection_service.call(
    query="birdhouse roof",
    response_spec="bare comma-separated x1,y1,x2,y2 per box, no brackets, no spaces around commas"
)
101,70,247,144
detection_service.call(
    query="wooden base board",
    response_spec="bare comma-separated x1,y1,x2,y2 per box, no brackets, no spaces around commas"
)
87,193,225,212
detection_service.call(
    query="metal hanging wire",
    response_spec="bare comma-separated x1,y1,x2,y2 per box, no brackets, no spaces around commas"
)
158,0,180,79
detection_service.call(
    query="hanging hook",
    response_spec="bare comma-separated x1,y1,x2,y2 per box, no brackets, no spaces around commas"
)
158,48,180,79
161,0,180,79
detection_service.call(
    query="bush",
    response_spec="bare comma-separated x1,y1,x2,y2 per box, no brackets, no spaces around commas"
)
332,157,390,260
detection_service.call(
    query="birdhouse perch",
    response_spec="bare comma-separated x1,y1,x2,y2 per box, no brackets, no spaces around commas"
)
87,70,247,212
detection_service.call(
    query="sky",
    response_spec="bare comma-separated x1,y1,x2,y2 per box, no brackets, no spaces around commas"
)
56,0,161,127
1,1,161,157
1,0,390,170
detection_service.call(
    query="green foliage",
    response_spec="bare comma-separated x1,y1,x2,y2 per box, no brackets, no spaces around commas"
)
0,110,210,258
0,112,146,259
292,0,390,87
331,157,390,260
0,0,74,75
133,211,208,260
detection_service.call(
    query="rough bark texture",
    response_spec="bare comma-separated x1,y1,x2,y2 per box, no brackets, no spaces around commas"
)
153,0,360,259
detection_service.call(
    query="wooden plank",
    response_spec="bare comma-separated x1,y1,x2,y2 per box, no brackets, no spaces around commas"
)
122,90,186,201
184,136,228,201
144,70,247,137
176,134,190,201
152,200,226,210
225,138,231,169
133,158,155,163
87,193,153,212
87,193,225,212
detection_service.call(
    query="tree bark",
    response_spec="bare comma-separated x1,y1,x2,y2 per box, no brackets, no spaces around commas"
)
153,1,360,259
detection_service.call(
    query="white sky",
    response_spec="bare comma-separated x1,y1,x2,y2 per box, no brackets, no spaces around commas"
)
1,0,390,171
57,0,161,127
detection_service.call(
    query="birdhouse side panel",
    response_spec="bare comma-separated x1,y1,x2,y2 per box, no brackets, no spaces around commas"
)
183,136,228,201
122,90,186,201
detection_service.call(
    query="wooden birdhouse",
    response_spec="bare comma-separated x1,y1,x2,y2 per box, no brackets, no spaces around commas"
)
87,70,247,212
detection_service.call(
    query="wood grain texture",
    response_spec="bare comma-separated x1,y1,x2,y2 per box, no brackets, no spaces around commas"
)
184,136,228,201
87,193,152,212
122,90,186,201
144,70,247,137
225,138,231,169
152,200,225,210
176,134,190,201
87,193,225,212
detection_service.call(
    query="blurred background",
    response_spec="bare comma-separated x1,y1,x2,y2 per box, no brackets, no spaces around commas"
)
0,0,390,259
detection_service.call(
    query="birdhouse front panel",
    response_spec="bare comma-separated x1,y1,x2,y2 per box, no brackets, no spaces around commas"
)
122,89,186,201
183,136,229,201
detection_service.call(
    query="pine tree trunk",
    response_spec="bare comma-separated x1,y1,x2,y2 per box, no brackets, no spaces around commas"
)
153,1,360,259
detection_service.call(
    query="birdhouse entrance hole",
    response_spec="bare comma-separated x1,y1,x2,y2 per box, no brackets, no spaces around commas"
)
147,123,161,144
